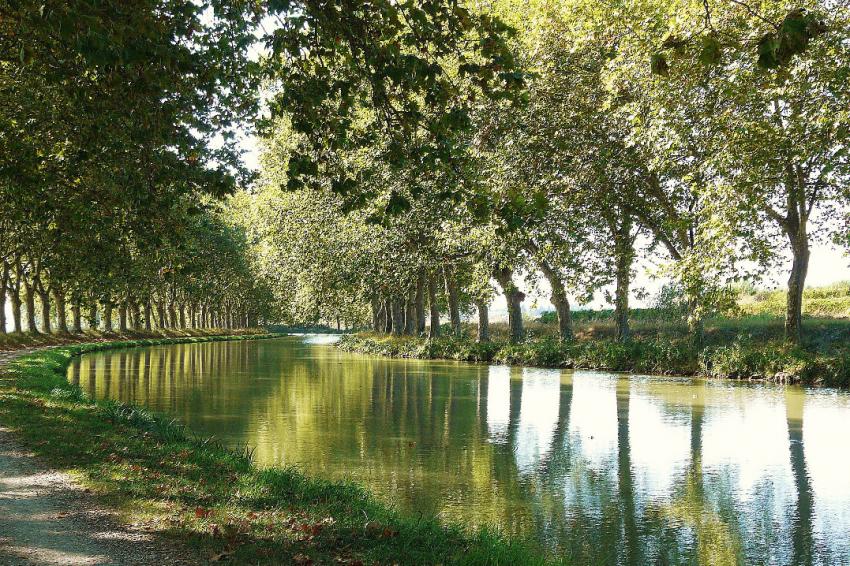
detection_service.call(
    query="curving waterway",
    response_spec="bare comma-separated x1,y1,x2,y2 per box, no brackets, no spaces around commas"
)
67,335,850,564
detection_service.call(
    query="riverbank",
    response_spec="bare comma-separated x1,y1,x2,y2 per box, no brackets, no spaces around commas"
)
337,331,850,388
0,334,551,565
0,327,269,352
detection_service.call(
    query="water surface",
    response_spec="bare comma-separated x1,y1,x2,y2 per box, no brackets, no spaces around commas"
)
67,336,850,564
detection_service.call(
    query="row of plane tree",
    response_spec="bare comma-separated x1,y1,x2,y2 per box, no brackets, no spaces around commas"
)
238,0,850,345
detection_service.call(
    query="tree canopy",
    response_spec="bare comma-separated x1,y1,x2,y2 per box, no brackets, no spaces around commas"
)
2,0,848,346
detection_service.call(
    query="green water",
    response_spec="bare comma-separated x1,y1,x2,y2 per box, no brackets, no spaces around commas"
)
67,335,850,564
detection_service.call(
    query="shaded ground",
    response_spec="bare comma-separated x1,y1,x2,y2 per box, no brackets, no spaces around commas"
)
0,350,198,566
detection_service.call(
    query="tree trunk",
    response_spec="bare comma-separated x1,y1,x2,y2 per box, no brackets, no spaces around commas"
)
527,241,572,341
540,262,572,341
200,304,207,329
38,290,51,334
391,298,404,337
0,262,7,334
10,287,21,332
179,303,186,329
405,288,416,335
495,267,525,343
53,288,68,333
785,232,809,344
614,274,631,342
103,302,114,332
0,268,9,334
613,215,634,343
157,301,167,329
476,300,490,343
383,299,393,333
23,280,38,334
87,303,98,331
118,302,128,332
415,273,426,334
71,300,82,334
10,282,22,333
371,297,381,332
168,302,178,329
377,301,388,333
444,266,461,337
427,272,440,338
686,295,704,348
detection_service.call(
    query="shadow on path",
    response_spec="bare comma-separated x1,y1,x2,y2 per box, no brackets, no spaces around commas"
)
0,350,197,566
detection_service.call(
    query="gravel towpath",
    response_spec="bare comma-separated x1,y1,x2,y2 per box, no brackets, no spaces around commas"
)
0,349,198,566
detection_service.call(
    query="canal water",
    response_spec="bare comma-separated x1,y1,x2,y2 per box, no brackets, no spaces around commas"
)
67,335,850,564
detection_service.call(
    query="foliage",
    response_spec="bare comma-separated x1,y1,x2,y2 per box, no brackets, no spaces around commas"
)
340,324,850,387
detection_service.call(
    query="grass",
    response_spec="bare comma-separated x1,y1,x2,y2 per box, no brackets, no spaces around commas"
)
0,327,268,352
0,334,554,565
340,315,850,388
736,281,850,318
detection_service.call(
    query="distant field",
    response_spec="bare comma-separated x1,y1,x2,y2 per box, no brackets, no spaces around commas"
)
735,281,850,318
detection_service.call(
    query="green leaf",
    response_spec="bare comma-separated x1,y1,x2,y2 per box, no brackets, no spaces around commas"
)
650,53,669,76
331,177,356,196
385,191,411,216
757,33,780,69
699,36,722,66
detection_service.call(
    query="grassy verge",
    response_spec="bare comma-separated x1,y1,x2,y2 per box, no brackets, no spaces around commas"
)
0,335,552,565
338,330,850,388
0,327,268,352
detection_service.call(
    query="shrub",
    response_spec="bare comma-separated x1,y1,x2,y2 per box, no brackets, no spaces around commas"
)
341,333,849,387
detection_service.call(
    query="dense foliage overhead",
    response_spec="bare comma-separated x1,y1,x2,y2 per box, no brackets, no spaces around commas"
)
1,0,849,348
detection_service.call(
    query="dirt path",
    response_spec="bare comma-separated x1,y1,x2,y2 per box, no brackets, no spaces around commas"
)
0,350,198,566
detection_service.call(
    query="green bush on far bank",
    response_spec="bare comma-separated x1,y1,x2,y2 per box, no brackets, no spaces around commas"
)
339,332,850,388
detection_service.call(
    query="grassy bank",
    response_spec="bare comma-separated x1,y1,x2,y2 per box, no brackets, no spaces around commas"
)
338,324,850,388
0,335,551,565
0,327,269,352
